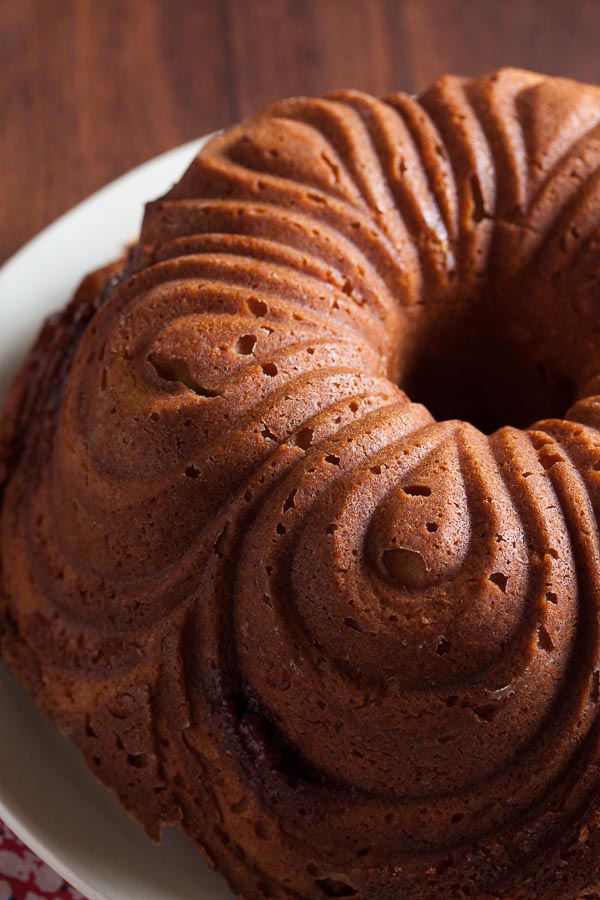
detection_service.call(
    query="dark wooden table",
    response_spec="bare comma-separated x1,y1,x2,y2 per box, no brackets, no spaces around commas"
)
3,0,600,265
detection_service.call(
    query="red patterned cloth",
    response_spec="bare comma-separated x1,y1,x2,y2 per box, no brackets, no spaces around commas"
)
0,822,85,900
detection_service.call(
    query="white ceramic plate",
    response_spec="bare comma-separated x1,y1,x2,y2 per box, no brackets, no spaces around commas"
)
0,139,234,900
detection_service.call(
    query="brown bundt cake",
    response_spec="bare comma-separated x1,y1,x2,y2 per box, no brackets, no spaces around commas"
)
4,68,600,899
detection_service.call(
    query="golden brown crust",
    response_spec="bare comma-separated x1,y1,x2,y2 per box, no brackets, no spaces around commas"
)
5,68,600,898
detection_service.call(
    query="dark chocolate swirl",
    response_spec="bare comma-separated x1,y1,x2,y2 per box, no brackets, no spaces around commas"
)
4,69,600,899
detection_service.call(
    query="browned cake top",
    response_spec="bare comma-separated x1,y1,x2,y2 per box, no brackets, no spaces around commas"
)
4,68,600,899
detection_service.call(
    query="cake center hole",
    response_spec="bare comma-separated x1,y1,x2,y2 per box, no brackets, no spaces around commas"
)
398,308,576,433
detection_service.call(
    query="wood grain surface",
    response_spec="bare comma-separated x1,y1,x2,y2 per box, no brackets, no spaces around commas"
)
3,0,600,264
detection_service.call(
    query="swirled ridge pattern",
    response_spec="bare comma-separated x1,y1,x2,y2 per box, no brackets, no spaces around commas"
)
5,69,600,899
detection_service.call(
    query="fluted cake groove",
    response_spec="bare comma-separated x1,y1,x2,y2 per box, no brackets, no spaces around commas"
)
4,68,600,899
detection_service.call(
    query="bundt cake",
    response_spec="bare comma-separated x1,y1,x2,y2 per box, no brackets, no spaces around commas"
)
4,67,600,899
